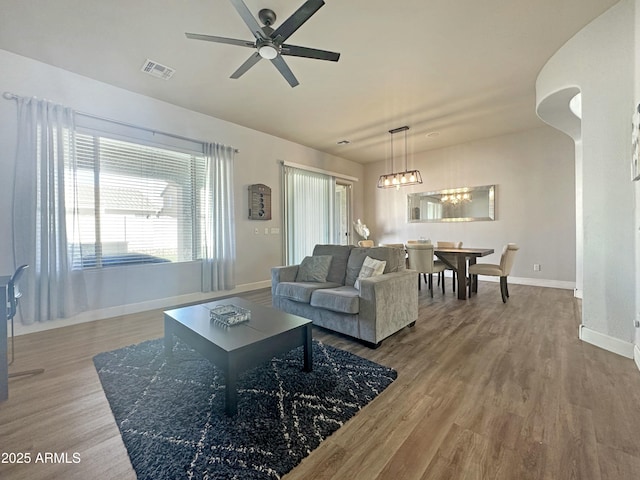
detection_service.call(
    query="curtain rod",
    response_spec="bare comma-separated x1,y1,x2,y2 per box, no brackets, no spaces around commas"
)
281,160,359,183
3,91,239,153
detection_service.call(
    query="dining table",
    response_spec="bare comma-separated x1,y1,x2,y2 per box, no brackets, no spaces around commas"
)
433,247,495,300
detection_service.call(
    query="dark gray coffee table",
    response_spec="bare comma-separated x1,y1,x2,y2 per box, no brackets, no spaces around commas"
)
164,297,312,416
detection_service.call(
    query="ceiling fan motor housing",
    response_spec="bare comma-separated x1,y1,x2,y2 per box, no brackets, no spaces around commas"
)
257,38,279,59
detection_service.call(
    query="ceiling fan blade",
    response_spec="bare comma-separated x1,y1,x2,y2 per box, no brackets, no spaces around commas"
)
185,33,254,48
281,44,340,62
272,0,325,42
270,56,299,87
229,0,266,40
230,52,262,79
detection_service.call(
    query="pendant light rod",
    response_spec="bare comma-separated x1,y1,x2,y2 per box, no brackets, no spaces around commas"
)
390,129,395,174
404,127,408,171
388,126,409,174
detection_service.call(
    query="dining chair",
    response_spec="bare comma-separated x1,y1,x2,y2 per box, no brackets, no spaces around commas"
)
436,241,463,293
405,243,446,297
6,265,45,378
358,240,374,247
468,243,519,302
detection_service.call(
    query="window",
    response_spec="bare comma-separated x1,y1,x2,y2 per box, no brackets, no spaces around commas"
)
67,118,207,268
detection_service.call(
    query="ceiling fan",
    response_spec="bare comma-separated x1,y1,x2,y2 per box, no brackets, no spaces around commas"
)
185,0,340,87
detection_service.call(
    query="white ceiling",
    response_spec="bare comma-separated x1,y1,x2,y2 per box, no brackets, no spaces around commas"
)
0,0,619,164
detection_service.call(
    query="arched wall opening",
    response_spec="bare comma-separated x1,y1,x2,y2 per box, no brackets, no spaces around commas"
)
536,87,583,298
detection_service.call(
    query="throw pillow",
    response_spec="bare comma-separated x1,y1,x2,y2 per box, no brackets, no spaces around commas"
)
296,255,333,283
354,256,386,289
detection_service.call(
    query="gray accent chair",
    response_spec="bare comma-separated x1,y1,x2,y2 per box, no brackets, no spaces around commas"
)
271,244,418,348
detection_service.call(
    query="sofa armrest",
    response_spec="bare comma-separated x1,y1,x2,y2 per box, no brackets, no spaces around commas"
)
357,270,418,343
271,265,299,294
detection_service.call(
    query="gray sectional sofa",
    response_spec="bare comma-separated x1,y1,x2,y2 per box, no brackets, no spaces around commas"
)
271,244,418,347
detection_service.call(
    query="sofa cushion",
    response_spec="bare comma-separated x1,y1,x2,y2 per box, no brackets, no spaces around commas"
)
345,246,406,286
275,281,341,303
312,244,353,285
310,286,360,314
354,256,386,289
295,255,333,282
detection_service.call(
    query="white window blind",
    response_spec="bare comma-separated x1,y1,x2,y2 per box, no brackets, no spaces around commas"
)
283,165,335,265
68,127,207,267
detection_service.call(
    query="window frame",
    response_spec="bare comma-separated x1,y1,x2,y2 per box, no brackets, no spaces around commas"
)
68,114,208,269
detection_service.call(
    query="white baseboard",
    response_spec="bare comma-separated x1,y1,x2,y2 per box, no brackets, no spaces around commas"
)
474,274,575,291
14,280,272,336
574,288,583,299
578,324,635,359
635,344,640,373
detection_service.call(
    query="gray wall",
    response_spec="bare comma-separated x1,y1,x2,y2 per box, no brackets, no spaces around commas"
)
364,126,577,286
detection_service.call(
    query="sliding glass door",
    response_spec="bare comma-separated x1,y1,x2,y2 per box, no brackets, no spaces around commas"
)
283,166,335,265
334,182,352,245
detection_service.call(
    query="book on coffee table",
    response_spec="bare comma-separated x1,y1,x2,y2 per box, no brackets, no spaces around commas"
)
209,304,251,327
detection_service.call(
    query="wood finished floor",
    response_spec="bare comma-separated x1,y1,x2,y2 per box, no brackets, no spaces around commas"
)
1,282,640,479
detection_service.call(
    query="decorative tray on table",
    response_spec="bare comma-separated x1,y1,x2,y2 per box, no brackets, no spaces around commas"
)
209,304,251,327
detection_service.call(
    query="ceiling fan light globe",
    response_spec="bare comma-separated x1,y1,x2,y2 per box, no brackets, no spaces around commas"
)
259,45,278,59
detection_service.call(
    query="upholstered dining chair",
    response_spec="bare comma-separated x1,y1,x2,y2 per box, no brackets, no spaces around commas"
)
435,241,463,293
358,240,374,247
468,243,519,302
6,265,45,378
405,243,446,297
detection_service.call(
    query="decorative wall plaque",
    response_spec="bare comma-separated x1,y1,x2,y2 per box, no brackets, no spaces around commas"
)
248,184,272,220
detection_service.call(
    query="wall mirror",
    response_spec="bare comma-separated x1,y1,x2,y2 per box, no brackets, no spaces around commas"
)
408,185,495,223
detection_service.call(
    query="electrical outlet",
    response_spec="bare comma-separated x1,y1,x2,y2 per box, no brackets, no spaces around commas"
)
533,264,541,272
264,227,269,235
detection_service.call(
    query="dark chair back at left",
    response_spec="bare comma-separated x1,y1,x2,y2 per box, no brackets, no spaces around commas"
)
6,264,44,377
7,264,28,320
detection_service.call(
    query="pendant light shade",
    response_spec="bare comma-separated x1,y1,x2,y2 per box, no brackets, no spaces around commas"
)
377,126,423,189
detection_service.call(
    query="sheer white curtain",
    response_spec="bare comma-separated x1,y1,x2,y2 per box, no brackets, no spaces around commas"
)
283,165,335,265
12,97,87,324
201,143,236,292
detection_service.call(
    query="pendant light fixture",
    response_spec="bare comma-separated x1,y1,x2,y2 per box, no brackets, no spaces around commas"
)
377,125,423,189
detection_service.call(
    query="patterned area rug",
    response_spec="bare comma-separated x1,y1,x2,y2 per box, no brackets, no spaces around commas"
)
94,338,396,479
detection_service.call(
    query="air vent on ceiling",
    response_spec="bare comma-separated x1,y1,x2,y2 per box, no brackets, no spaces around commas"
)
141,59,175,80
